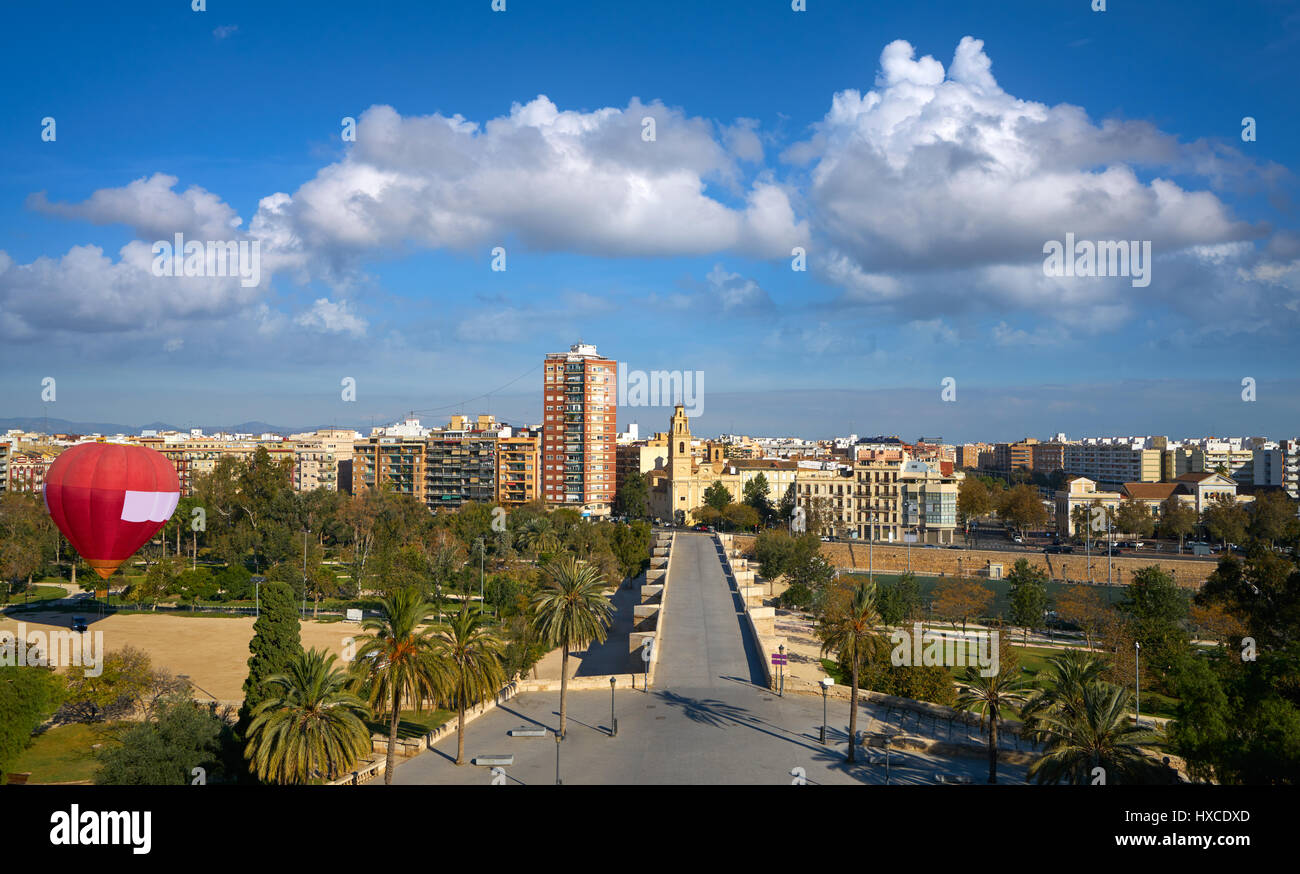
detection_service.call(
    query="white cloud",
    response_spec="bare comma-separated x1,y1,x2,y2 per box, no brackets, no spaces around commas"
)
798,36,1258,281
249,98,806,268
294,298,367,337
28,174,243,241
0,241,264,340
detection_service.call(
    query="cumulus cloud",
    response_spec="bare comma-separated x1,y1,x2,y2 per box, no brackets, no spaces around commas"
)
0,241,264,340
294,298,367,337
794,37,1259,273
28,174,243,241
249,98,807,269
704,264,774,312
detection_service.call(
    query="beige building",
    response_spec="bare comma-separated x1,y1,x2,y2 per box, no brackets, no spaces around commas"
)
1064,443,1162,485
1055,476,1123,536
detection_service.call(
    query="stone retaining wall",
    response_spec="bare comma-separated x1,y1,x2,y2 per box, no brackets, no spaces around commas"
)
730,535,1213,588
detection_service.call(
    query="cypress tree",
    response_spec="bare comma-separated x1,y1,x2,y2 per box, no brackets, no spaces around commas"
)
238,581,302,734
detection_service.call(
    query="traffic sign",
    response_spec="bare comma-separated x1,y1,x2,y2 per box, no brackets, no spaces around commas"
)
771,653,788,666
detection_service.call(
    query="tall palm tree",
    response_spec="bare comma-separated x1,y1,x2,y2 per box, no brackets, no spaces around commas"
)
245,648,371,785
1021,648,1108,740
956,659,1034,784
432,603,507,765
817,580,883,764
1028,681,1162,784
352,587,448,784
531,556,613,737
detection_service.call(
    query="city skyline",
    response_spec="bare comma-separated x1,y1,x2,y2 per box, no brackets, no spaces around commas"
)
2,0,1297,437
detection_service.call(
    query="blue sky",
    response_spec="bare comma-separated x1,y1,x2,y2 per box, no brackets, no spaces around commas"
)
1,0,1297,441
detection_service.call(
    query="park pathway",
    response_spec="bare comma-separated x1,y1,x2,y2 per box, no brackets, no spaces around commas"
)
385,532,1027,785
654,532,767,690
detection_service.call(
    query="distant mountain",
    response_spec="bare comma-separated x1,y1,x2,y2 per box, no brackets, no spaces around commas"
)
0,416,368,437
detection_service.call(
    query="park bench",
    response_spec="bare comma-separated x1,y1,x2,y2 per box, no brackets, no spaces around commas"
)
507,727,548,737
472,754,515,767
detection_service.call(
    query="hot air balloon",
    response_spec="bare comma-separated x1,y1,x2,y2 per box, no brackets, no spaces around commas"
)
43,443,180,581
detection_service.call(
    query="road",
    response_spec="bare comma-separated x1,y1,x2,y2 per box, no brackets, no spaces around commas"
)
386,533,1028,785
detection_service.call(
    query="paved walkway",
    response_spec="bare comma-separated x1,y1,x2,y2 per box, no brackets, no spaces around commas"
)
386,533,1028,785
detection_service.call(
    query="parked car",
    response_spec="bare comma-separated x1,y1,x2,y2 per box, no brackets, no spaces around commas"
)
1012,535,1023,544
71,616,88,633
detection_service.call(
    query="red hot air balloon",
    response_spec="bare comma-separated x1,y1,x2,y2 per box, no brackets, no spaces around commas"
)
43,443,181,579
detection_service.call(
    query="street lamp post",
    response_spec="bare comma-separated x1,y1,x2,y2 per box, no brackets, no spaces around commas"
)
554,732,562,785
609,676,617,737
475,538,485,608
1107,516,1114,588
778,644,785,697
820,676,833,744
1134,641,1141,727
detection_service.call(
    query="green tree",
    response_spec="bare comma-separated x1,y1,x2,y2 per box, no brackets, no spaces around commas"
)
614,472,649,520
957,476,994,524
62,645,156,723
244,648,371,785
1007,558,1050,643
95,695,228,785
238,581,303,737
1027,681,1163,784
742,472,774,525
1020,648,1108,740
723,502,760,532
703,480,733,512
876,572,921,626
777,483,797,524
998,483,1047,536
1119,566,1190,686
817,580,883,764
531,556,613,738
1115,498,1155,539
1157,496,1197,552
0,492,49,600
1197,552,1300,649
1249,491,1297,549
753,529,794,581
956,638,1032,784
1168,647,1300,784
352,588,447,784
1202,496,1248,548
931,577,994,634
432,604,507,765
0,665,65,782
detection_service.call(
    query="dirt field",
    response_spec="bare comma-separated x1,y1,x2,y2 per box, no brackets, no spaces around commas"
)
0,612,361,705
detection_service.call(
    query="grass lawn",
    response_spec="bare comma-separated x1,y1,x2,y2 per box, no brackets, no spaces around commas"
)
363,708,455,739
2,585,67,606
822,643,1180,720
7,722,125,784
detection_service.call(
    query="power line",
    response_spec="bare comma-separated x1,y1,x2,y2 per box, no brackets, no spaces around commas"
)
376,363,543,429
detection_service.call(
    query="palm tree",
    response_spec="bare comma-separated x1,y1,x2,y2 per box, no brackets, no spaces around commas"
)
245,648,371,785
531,556,613,737
1028,681,1163,784
956,659,1034,784
521,516,561,557
817,580,883,764
352,587,448,784
432,603,507,765
1021,648,1108,740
